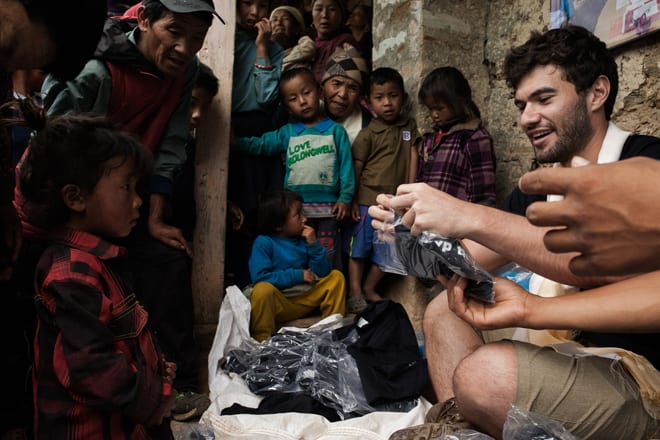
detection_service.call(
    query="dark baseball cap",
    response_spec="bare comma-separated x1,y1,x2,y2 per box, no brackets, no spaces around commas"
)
160,0,225,24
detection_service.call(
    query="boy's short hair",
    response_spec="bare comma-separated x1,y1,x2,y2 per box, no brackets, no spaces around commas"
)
367,67,404,96
196,62,219,97
503,24,618,120
279,67,319,95
256,189,304,236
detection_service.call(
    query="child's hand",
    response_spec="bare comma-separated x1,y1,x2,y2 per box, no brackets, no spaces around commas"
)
161,355,177,384
351,202,361,222
301,224,316,244
333,201,349,221
303,269,316,284
228,201,244,231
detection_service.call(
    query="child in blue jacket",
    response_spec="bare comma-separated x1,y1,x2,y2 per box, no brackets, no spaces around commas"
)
248,189,346,341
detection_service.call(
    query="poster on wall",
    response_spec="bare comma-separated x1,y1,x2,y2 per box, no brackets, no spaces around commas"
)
550,0,660,48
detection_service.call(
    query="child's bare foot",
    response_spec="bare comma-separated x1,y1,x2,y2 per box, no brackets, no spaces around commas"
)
346,294,368,314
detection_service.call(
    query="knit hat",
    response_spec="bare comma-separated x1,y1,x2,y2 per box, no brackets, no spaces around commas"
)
321,43,369,87
270,6,306,32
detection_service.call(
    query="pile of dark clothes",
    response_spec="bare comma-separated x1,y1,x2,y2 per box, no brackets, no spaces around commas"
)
220,300,428,421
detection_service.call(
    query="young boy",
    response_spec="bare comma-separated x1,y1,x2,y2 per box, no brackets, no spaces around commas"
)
15,106,176,438
248,189,346,342
343,67,421,313
233,67,355,268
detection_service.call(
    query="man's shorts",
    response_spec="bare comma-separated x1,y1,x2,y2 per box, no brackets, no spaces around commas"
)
512,340,658,439
343,205,374,259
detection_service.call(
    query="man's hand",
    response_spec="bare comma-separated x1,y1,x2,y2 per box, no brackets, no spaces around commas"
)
520,157,660,276
148,194,192,256
445,275,532,330
369,183,475,237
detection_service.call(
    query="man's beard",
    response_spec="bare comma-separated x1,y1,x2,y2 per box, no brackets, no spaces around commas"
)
536,96,594,164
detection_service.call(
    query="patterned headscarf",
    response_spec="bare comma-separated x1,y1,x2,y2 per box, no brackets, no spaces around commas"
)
321,43,368,87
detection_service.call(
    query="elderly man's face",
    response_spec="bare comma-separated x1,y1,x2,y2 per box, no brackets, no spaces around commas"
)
137,9,210,77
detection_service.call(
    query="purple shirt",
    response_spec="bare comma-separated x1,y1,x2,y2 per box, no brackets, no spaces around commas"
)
416,123,496,205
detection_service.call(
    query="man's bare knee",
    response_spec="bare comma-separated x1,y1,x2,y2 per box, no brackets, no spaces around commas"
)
422,289,450,334
454,342,517,436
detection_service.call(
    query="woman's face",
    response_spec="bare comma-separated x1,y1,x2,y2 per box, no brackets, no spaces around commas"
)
346,6,369,32
271,9,301,40
322,75,361,120
236,0,269,31
312,0,344,39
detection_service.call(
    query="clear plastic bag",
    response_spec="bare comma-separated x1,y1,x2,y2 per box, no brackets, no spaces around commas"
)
502,406,577,440
220,324,398,419
174,421,215,439
374,212,495,303
439,430,495,440
492,262,533,291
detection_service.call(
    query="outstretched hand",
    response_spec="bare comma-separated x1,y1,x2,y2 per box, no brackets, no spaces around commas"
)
519,156,660,276
445,275,532,330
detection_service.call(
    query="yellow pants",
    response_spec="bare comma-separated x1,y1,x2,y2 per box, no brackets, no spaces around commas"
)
250,269,346,341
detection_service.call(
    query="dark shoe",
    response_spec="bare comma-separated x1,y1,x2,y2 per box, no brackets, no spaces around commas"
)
388,398,472,440
425,397,469,425
171,391,211,422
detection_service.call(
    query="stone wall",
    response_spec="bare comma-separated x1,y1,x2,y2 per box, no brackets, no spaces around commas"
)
374,0,660,201
372,0,660,329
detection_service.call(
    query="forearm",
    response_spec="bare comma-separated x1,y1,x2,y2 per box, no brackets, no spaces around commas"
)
525,270,660,333
149,193,168,223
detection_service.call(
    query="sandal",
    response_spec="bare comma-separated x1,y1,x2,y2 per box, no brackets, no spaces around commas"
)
346,294,368,314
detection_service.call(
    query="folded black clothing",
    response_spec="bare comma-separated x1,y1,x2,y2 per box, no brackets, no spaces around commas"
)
394,225,494,303
221,392,342,422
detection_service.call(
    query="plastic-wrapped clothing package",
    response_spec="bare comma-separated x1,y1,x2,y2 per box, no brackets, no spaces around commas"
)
374,213,494,302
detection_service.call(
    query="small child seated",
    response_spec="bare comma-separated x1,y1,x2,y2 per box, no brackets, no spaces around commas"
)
248,188,346,342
